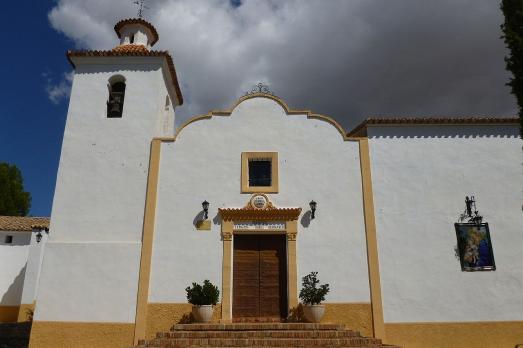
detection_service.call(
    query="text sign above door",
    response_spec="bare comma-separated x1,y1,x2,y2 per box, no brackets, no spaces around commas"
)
234,221,285,230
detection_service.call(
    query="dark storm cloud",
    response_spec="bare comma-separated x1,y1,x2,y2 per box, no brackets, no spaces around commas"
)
49,0,516,131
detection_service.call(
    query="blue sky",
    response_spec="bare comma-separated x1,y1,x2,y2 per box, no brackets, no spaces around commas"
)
0,0,517,217
0,1,72,216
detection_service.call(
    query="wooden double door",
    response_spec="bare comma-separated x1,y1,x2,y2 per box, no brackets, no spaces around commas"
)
233,234,288,319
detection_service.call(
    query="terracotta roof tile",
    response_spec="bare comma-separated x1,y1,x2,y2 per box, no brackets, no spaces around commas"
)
67,49,183,105
112,44,150,53
0,216,50,232
219,207,302,221
347,117,520,137
114,18,159,46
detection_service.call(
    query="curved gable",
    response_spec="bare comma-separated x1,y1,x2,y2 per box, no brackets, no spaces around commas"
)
168,93,350,141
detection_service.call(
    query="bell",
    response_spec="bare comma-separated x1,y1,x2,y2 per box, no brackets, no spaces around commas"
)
110,100,121,113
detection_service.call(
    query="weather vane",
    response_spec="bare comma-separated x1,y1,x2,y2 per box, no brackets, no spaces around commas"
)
133,0,150,18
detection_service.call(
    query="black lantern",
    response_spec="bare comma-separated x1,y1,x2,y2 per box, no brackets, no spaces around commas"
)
309,200,317,219
464,196,482,224
202,200,210,220
36,231,43,243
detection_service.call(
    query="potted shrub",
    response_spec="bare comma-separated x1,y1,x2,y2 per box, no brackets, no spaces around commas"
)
185,280,220,323
299,272,330,323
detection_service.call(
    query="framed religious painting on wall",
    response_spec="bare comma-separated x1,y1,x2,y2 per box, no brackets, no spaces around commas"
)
454,223,496,271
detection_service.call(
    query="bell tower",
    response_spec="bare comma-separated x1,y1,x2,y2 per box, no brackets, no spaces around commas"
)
30,18,183,347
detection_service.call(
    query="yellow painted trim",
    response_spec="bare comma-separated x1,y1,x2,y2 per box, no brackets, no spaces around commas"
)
29,321,134,348
286,220,298,310
153,136,175,142
160,93,352,142
358,138,385,339
0,305,19,322
196,220,211,230
385,321,523,348
17,302,35,322
133,139,162,344
221,221,233,322
241,152,279,193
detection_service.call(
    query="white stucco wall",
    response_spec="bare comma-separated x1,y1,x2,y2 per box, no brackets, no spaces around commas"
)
0,231,30,306
368,125,523,322
50,58,174,243
120,25,154,48
35,242,141,322
35,56,176,323
150,96,370,304
20,231,48,305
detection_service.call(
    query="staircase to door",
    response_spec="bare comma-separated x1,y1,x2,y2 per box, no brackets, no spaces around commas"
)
233,234,287,321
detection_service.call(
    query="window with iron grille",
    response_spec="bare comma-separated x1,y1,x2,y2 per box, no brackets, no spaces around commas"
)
241,152,278,193
248,159,272,186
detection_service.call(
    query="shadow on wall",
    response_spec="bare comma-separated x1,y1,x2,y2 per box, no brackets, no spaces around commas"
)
368,126,520,139
212,213,221,226
300,211,312,228
192,211,205,228
1,265,26,306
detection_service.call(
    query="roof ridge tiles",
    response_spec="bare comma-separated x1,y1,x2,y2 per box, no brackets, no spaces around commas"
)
347,116,519,137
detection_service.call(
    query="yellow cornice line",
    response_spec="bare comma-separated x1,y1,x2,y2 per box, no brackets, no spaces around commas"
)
159,93,356,142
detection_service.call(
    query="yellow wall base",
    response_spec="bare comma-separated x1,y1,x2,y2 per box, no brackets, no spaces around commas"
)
385,321,523,348
321,303,373,337
29,321,134,348
17,303,35,322
0,306,20,323
146,303,222,340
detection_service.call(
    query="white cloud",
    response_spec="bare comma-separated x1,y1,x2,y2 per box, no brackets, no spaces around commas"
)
45,71,74,105
47,0,517,129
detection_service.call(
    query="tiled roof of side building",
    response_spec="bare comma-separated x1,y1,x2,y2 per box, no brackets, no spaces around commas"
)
347,117,520,137
0,216,50,232
66,49,184,105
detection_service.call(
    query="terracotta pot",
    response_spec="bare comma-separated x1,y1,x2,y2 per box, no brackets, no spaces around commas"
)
303,304,325,323
192,305,214,323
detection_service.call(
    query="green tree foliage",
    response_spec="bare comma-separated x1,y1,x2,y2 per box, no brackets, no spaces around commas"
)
185,280,220,306
0,162,31,216
501,0,523,137
299,271,330,305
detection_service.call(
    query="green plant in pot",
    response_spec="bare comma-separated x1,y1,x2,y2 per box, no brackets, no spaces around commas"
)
185,280,220,323
299,272,330,323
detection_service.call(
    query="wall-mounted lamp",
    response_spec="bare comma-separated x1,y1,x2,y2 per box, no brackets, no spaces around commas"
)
36,231,43,243
202,200,210,220
309,200,317,219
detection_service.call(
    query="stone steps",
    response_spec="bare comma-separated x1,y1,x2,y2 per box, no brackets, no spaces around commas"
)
158,330,361,338
143,338,385,347
171,323,345,331
134,323,400,348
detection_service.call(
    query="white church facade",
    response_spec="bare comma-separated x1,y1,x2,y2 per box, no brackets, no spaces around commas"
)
0,17,521,347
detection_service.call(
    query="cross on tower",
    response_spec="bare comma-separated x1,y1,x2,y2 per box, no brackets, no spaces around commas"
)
133,0,149,18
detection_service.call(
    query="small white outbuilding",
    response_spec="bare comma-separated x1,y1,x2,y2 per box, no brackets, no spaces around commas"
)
0,216,49,322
